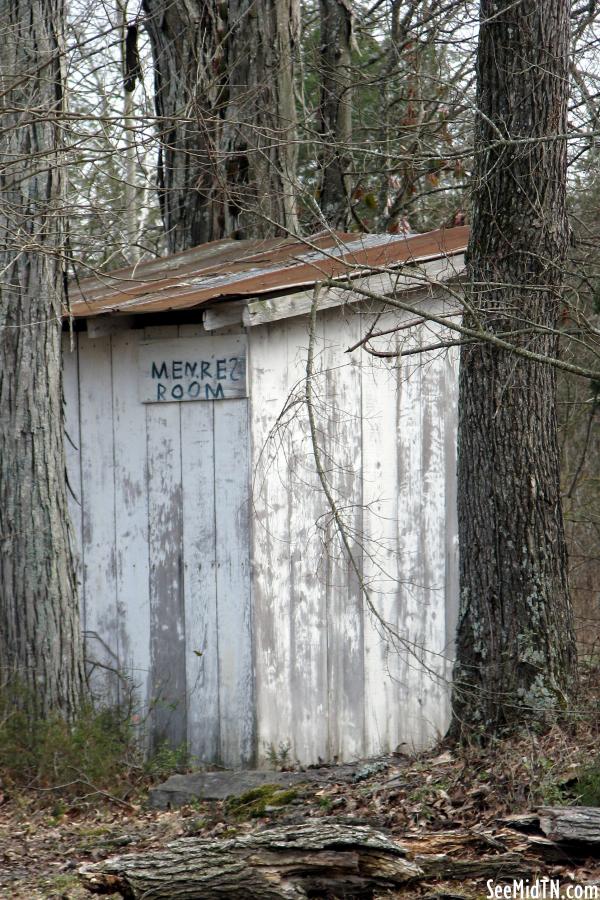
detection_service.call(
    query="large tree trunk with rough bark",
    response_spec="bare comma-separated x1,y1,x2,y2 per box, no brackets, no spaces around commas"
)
317,0,353,230
450,0,576,737
143,0,299,249
142,0,226,252
0,0,86,718
223,0,300,238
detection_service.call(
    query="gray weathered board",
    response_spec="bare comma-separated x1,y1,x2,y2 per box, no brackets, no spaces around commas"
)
139,335,247,403
63,325,252,767
247,299,459,763
63,295,459,768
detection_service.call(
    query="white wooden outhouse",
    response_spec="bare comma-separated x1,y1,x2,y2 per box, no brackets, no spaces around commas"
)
63,226,468,767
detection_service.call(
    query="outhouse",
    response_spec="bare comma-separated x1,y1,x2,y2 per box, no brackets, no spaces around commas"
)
63,226,468,767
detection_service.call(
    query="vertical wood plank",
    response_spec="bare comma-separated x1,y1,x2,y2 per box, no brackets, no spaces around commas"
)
395,324,426,749
419,322,452,741
62,333,83,606
444,342,460,690
146,401,187,748
248,322,294,764
322,308,365,761
180,400,220,763
214,399,254,766
176,322,221,760
359,317,403,757
285,319,329,765
143,326,186,748
111,330,152,723
78,335,119,703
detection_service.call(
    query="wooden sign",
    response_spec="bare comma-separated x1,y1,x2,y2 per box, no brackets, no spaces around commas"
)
139,335,247,403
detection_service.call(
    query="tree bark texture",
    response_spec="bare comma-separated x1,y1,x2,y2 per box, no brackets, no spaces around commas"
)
143,0,299,251
80,822,421,899
451,0,576,736
142,0,226,252
0,0,86,717
223,0,300,238
317,0,353,230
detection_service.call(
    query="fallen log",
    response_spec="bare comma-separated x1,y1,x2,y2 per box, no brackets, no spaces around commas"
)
79,821,422,899
539,806,600,846
414,851,533,881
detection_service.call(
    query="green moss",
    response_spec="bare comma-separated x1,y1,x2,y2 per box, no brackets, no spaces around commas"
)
224,784,298,820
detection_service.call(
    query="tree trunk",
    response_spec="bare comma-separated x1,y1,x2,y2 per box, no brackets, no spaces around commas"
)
0,0,86,718
317,0,353,230
118,1,140,262
451,0,576,737
142,0,226,253
222,0,300,238
79,822,422,899
143,0,299,249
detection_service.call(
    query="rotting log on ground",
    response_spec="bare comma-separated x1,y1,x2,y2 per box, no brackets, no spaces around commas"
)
79,821,421,899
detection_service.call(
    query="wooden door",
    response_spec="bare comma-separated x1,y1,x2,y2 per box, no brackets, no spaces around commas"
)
63,326,254,767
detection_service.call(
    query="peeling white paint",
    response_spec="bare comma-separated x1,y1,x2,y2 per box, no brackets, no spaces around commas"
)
64,296,459,767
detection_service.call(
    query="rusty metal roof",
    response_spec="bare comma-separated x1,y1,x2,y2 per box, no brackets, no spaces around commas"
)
70,226,469,319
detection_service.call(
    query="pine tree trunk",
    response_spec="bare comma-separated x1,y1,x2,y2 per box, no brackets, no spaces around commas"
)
143,0,299,248
0,0,86,718
451,0,576,737
317,0,353,230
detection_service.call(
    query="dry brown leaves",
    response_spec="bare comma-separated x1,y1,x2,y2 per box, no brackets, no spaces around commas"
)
2,716,600,898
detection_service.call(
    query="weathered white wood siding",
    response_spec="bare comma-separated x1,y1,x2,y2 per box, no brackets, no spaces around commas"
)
249,299,459,764
62,293,459,768
62,326,253,767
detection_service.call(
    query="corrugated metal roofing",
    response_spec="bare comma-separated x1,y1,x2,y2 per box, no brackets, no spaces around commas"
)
70,226,469,319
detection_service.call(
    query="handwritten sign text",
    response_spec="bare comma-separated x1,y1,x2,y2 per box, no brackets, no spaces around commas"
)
139,335,247,403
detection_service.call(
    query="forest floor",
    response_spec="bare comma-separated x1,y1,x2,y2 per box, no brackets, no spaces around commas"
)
2,689,600,899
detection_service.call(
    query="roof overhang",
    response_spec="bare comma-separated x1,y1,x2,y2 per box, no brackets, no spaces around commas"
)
68,226,469,323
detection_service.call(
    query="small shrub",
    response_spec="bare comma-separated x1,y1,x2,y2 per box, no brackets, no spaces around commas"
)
0,692,138,797
265,740,293,770
0,684,199,805
144,740,192,778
